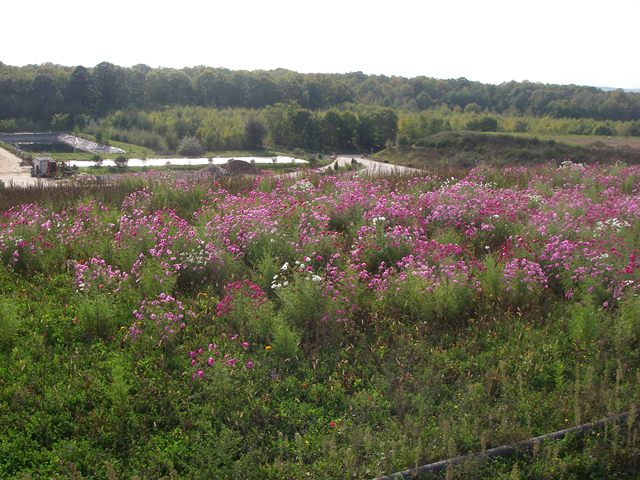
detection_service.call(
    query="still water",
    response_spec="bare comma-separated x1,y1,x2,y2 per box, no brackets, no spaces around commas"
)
66,156,307,167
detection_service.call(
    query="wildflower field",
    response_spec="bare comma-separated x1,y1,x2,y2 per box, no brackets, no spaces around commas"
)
2,163,640,478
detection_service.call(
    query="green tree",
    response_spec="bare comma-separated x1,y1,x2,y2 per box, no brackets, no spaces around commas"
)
466,115,498,132
244,116,267,149
64,65,96,113
321,110,343,149
28,73,59,121
93,62,127,114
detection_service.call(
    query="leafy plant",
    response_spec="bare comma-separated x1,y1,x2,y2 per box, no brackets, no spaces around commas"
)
77,295,120,341
0,296,19,351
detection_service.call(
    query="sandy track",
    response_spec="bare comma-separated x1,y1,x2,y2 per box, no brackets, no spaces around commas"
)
0,147,42,187
279,155,422,180
330,155,422,175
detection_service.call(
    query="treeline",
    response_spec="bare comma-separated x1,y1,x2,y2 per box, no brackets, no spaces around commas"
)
2,62,640,127
90,105,398,153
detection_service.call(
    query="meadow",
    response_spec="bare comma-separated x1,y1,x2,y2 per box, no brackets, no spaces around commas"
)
1,163,640,478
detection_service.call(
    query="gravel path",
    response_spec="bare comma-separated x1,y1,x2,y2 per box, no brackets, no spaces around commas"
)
279,155,422,180
322,155,422,175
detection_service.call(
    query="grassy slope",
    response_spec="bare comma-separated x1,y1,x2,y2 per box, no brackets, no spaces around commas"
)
1,167,640,478
375,131,640,169
503,131,640,152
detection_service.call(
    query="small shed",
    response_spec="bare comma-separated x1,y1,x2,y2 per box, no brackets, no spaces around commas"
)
32,157,57,177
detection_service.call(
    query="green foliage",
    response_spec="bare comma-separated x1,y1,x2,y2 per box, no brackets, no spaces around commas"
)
272,322,300,358
113,155,128,168
568,299,603,344
148,182,205,220
278,276,335,344
6,62,639,126
224,295,278,342
95,127,112,145
466,115,499,132
613,296,640,357
244,234,297,272
255,252,279,295
0,295,19,351
137,258,177,299
479,256,505,304
77,295,120,341
395,133,411,147
381,275,474,330
244,116,267,149
0,118,18,131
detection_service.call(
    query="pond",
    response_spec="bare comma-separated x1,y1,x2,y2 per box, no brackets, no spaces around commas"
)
17,142,77,153
66,156,308,168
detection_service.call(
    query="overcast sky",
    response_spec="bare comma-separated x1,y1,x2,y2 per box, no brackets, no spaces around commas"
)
3,0,638,89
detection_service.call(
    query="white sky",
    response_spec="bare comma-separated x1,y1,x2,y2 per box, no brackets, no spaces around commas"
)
3,0,639,89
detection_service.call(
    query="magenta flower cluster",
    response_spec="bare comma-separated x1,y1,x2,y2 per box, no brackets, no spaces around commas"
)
129,293,188,345
189,333,255,380
2,162,640,336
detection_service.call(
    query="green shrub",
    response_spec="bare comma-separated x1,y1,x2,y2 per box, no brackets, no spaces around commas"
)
479,256,504,304
175,246,229,296
396,133,411,147
568,299,603,344
381,275,474,330
272,321,300,358
432,279,475,327
361,237,411,274
220,289,277,341
106,352,136,453
466,116,498,132
613,296,640,358
138,258,177,299
114,156,129,168
278,276,335,345
244,234,296,271
177,136,204,156
0,296,19,351
77,295,120,342
254,252,279,296
382,275,433,325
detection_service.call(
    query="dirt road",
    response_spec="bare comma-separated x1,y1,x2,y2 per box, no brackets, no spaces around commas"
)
0,147,42,187
279,155,422,180
324,156,422,175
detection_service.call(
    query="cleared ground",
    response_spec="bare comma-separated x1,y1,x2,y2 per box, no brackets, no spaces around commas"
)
0,147,43,187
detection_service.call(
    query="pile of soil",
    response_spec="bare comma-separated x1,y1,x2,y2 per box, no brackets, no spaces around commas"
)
225,159,258,175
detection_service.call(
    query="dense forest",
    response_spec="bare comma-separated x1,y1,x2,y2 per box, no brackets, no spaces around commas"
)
2,62,640,123
2,62,640,153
